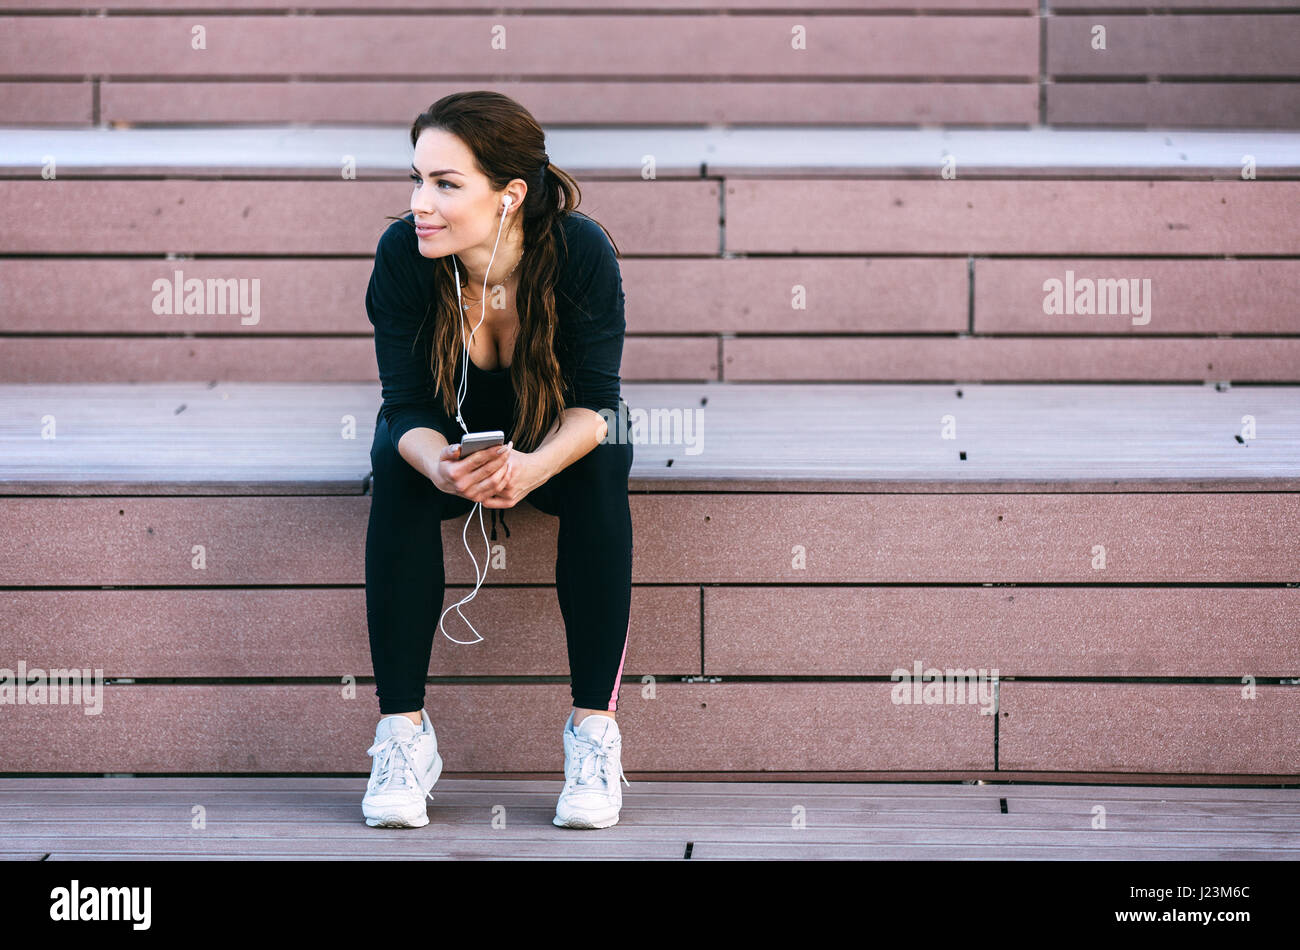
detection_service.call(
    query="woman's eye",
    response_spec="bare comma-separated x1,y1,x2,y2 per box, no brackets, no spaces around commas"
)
409,174,455,189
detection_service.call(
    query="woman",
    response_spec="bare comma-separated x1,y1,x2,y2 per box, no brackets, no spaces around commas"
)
361,91,634,830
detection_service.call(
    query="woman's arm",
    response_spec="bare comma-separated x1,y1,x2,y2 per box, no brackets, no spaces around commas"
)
531,407,610,479
396,427,452,482
556,217,626,420
546,215,626,469
366,219,456,476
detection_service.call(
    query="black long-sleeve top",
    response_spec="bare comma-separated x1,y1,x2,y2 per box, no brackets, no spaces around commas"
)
366,209,626,454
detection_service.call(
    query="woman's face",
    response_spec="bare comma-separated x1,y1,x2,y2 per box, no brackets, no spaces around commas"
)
409,127,518,257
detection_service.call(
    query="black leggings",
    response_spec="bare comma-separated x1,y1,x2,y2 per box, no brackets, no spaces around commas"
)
364,399,634,716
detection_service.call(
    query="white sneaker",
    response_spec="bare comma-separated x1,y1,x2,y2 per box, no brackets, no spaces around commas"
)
362,710,443,828
553,711,631,829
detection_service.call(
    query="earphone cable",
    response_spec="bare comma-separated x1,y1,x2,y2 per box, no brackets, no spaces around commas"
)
438,197,513,645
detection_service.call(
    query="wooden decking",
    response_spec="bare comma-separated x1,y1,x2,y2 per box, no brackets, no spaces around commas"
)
6,127,1300,178
4,2,1298,131
1,778,1296,861
3,381,1299,494
2,382,1297,782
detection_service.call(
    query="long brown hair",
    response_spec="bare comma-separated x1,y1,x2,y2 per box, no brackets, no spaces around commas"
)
382,90,620,453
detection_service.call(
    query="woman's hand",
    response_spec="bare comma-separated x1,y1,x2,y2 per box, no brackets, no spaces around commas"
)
431,440,512,502
479,443,551,508
431,440,548,508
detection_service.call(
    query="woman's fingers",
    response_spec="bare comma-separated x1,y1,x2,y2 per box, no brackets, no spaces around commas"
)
458,444,504,475
461,453,509,500
481,456,513,501
452,444,501,476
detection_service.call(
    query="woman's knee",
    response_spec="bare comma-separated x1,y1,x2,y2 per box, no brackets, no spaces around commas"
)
570,434,632,489
369,415,404,476
371,416,443,483
369,418,446,513
550,441,631,521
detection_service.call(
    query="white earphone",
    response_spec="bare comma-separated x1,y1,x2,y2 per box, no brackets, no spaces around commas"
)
438,193,514,645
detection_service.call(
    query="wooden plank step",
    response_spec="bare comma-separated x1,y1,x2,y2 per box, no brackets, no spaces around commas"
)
0,776,1292,859
6,781,1296,842
688,843,1295,859
1047,83,1300,130
2,492,1295,583
5,777,1296,800
35,854,650,860
0,82,90,123
974,259,1300,334
1053,0,1298,8
4,827,1295,857
2,382,1297,494
703,586,1300,676
0,257,973,334
6,838,689,858
6,809,1296,832
6,787,1291,808
3,823,1294,850
1007,801,1300,818
1047,15,1300,77
3,587,698,678
509,772,1300,784
11,0,1040,11
726,180,1300,255
0,339,716,386
1000,683,1300,774
5,585,1296,679
6,180,1300,255
0,180,717,255
723,337,1300,382
5,791,1294,815
27,846,1290,859
0,683,994,773
2,682,1296,776
93,81,1040,127
0,14,1038,79
7,128,1297,178
10,337,1300,385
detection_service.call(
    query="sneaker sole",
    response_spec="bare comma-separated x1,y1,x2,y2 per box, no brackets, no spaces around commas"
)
553,812,620,829
366,812,430,829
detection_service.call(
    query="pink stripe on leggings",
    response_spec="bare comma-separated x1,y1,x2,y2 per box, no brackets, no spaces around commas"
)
607,618,630,711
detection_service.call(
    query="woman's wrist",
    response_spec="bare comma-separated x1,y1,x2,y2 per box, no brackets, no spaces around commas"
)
523,445,559,484
396,427,450,484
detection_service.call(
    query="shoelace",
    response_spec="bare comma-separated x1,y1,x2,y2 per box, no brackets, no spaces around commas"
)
366,732,435,801
568,730,632,791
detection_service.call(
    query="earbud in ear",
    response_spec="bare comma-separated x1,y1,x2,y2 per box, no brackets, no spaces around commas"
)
502,195,513,212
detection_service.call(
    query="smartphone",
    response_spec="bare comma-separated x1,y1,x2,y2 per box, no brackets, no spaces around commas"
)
457,430,506,458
